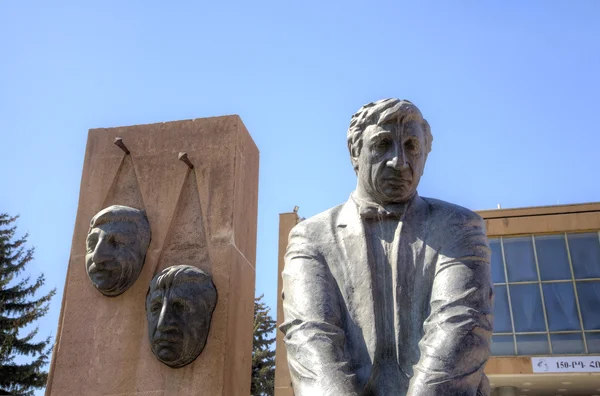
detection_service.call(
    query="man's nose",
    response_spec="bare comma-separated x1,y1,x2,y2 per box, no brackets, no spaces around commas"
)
156,301,177,332
386,145,406,170
91,237,113,263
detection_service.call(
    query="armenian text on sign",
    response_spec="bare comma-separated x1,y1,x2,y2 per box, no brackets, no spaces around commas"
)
532,356,600,373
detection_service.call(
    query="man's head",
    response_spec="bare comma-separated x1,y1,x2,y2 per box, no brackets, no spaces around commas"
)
86,205,151,296
347,98,433,205
146,265,218,368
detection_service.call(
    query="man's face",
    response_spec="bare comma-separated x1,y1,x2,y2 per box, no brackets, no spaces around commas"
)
146,281,213,368
355,118,426,205
85,221,144,295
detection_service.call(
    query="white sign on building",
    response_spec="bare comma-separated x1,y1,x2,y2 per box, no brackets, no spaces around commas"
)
532,356,600,373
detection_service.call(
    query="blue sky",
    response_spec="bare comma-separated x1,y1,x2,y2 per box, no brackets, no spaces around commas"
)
1,1,599,392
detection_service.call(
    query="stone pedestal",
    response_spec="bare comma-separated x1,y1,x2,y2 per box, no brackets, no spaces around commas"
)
46,116,259,396
274,212,299,396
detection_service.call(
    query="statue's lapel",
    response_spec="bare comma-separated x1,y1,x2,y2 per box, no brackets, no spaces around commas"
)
336,198,377,358
393,194,434,376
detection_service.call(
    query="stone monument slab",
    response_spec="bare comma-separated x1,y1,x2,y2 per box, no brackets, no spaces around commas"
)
46,115,258,396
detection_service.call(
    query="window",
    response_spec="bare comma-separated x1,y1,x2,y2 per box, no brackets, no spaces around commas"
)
542,283,579,331
492,285,512,333
510,284,545,332
490,239,505,283
577,281,600,330
504,237,537,282
491,231,600,356
536,235,571,280
568,233,600,278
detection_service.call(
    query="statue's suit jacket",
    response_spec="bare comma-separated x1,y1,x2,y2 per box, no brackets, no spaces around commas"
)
281,194,493,396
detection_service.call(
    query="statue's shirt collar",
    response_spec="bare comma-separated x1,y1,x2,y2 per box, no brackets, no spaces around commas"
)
351,192,411,220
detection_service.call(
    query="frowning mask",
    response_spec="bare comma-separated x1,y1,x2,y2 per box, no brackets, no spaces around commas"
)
146,265,217,368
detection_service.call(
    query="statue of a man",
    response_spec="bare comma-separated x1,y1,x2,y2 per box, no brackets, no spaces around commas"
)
281,99,493,396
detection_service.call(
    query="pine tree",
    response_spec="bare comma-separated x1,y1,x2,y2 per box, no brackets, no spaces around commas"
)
0,213,56,396
251,294,276,396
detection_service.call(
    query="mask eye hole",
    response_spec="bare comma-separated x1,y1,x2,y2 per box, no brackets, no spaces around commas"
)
150,300,162,314
86,233,99,253
172,300,190,313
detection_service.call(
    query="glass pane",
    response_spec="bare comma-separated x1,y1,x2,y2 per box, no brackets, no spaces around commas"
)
493,285,512,333
491,335,515,356
586,332,600,353
516,334,549,355
504,236,537,282
577,281,600,330
551,333,585,354
490,239,505,283
535,234,571,281
510,284,546,332
543,283,580,331
568,233,600,279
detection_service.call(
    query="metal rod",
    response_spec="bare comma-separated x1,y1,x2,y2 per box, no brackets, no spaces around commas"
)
532,235,552,353
493,329,600,335
113,137,130,155
494,278,600,286
565,232,588,353
178,152,194,169
500,237,519,355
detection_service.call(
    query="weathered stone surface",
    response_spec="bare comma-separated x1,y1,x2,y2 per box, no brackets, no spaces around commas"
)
46,115,258,396
280,99,493,396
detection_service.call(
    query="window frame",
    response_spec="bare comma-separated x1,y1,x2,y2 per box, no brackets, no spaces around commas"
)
490,230,600,356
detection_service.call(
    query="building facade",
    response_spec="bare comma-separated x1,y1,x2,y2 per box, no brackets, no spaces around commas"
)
275,202,600,396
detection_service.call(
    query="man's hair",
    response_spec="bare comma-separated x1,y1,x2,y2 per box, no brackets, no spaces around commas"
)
89,205,151,250
148,265,217,309
347,98,433,166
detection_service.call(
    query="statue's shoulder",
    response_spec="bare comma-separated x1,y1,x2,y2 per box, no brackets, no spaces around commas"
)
289,203,344,241
420,196,483,224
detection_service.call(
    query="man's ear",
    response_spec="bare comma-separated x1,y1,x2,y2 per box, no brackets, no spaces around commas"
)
348,141,361,174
